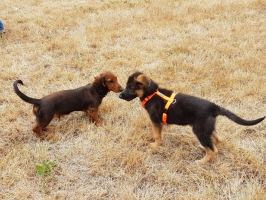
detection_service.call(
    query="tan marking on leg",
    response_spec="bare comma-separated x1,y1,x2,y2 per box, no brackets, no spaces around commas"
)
150,123,163,148
196,146,218,163
198,144,204,150
211,131,221,145
33,105,38,114
42,126,54,131
53,113,63,119
32,124,46,139
86,108,102,126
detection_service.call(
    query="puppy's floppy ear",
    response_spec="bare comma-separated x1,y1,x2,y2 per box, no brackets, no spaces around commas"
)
135,74,151,88
94,74,106,87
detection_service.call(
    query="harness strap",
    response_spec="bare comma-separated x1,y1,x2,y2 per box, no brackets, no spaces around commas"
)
161,93,176,124
141,90,176,124
141,91,158,108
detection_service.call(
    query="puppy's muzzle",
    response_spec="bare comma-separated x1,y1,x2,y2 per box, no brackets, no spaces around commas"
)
119,89,135,101
119,93,124,99
119,90,127,99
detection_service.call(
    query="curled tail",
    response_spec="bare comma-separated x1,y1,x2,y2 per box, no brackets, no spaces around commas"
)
218,107,265,126
13,80,41,105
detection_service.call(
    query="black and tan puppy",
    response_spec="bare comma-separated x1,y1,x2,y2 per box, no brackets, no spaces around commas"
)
13,71,123,139
119,71,265,163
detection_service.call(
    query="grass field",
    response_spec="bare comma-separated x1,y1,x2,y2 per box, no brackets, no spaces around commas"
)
0,0,266,199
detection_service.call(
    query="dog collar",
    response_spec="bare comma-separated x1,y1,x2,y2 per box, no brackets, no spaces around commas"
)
141,90,177,124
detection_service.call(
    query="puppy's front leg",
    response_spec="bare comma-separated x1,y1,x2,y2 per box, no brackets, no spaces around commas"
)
150,123,163,148
86,108,102,126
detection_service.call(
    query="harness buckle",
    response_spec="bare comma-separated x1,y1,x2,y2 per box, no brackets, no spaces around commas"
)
172,99,176,104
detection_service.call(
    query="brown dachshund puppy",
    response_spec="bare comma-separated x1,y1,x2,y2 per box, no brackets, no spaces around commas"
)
13,71,123,139
119,71,265,163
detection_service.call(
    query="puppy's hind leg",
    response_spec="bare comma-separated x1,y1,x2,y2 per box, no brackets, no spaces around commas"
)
196,145,218,163
193,118,218,163
150,122,163,148
33,114,53,139
211,131,221,145
32,123,46,139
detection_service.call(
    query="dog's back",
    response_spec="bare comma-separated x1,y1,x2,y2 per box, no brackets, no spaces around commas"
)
165,93,218,125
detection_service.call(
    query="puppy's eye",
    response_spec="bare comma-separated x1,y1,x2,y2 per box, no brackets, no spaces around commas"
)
129,85,135,90
108,80,114,83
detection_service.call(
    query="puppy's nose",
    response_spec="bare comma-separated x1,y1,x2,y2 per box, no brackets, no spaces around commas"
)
120,88,124,92
119,93,123,99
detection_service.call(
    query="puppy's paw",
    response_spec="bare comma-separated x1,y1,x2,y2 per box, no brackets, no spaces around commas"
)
42,126,54,131
195,159,204,164
37,134,47,140
198,144,205,150
149,142,159,149
45,134,54,141
95,121,103,126
195,157,211,164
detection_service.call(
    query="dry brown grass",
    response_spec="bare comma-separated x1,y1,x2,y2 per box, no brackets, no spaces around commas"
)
1,0,266,199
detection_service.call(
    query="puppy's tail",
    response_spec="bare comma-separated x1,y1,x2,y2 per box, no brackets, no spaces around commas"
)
13,80,41,105
218,107,265,126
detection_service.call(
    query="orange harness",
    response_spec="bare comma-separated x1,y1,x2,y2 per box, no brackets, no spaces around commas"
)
141,90,176,124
